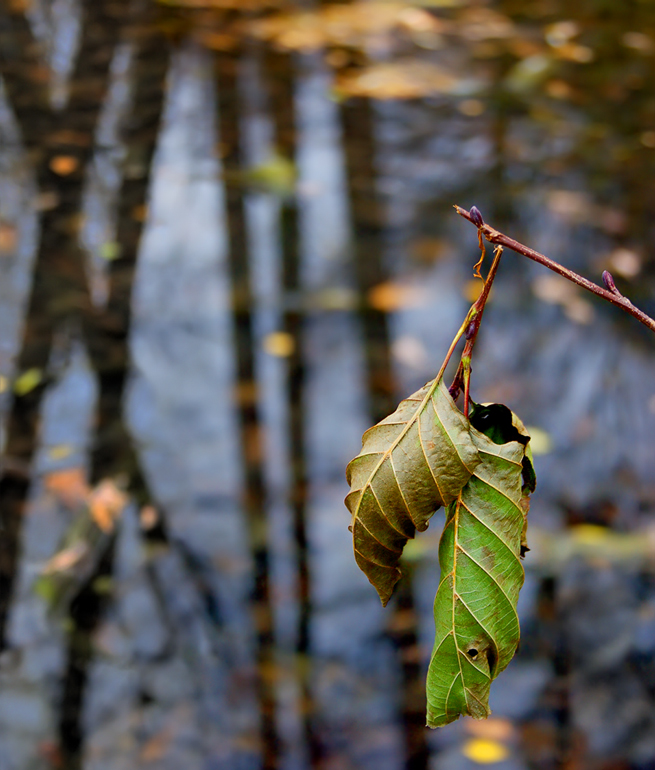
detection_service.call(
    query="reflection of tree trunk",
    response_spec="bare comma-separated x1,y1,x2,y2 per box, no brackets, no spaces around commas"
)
58,13,171,768
262,45,321,765
214,46,279,770
0,0,129,649
57,538,116,770
0,0,171,762
340,95,430,770
85,9,171,495
535,576,572,770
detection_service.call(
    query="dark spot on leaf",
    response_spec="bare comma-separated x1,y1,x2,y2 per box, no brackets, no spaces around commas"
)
467,648,478,658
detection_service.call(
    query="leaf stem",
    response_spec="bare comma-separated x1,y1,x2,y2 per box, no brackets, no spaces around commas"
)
455,205,655,335
450,243,504,416
434,313,473,387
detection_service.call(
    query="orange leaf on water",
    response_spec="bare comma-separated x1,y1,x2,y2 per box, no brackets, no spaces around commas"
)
89,480,128,532
44,468,90,509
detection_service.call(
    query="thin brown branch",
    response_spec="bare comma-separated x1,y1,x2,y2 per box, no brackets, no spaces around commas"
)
455,205,655,335
449,243,504,414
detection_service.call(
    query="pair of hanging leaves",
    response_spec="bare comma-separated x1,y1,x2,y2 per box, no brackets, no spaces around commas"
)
345,374,535,728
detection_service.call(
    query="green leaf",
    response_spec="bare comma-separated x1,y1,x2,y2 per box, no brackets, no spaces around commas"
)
426,406,534,728
345,378,480,606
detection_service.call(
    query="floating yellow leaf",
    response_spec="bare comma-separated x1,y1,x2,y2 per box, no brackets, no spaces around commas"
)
462,738,510,764
228,153,296,195
14,368,43,396
48,445,74,461
100,242,122,261
263,332,295,357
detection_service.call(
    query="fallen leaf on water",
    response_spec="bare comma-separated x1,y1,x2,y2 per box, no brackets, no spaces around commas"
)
368,281,428,311
89,480,128,532
458,7,515,41
607,247,641,278
554,43,594,63
336,60,458,100
49,155,79,176
544,20,580,47
263,331,295,357
100,242,121,261
47,445,74,461
13,368,43,396
462,738,510,764
232,153,296,195
311,287,358,311
529,524,655,572
251,3,428,52
44,468,90,508
622,31,654,54
140,505,159,530
0,223,17,254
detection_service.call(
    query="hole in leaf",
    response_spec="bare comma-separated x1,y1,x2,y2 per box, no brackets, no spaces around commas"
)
467,648,478,658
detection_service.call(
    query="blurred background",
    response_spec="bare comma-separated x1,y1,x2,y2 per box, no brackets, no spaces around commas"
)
1,1,655,768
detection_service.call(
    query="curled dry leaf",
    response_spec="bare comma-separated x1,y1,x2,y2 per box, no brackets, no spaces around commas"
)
345,378,480,606
346,380,536,726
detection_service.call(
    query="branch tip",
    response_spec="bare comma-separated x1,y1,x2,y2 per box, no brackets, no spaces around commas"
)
469,206,484,228
602,270,622,297
455,206,655,335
